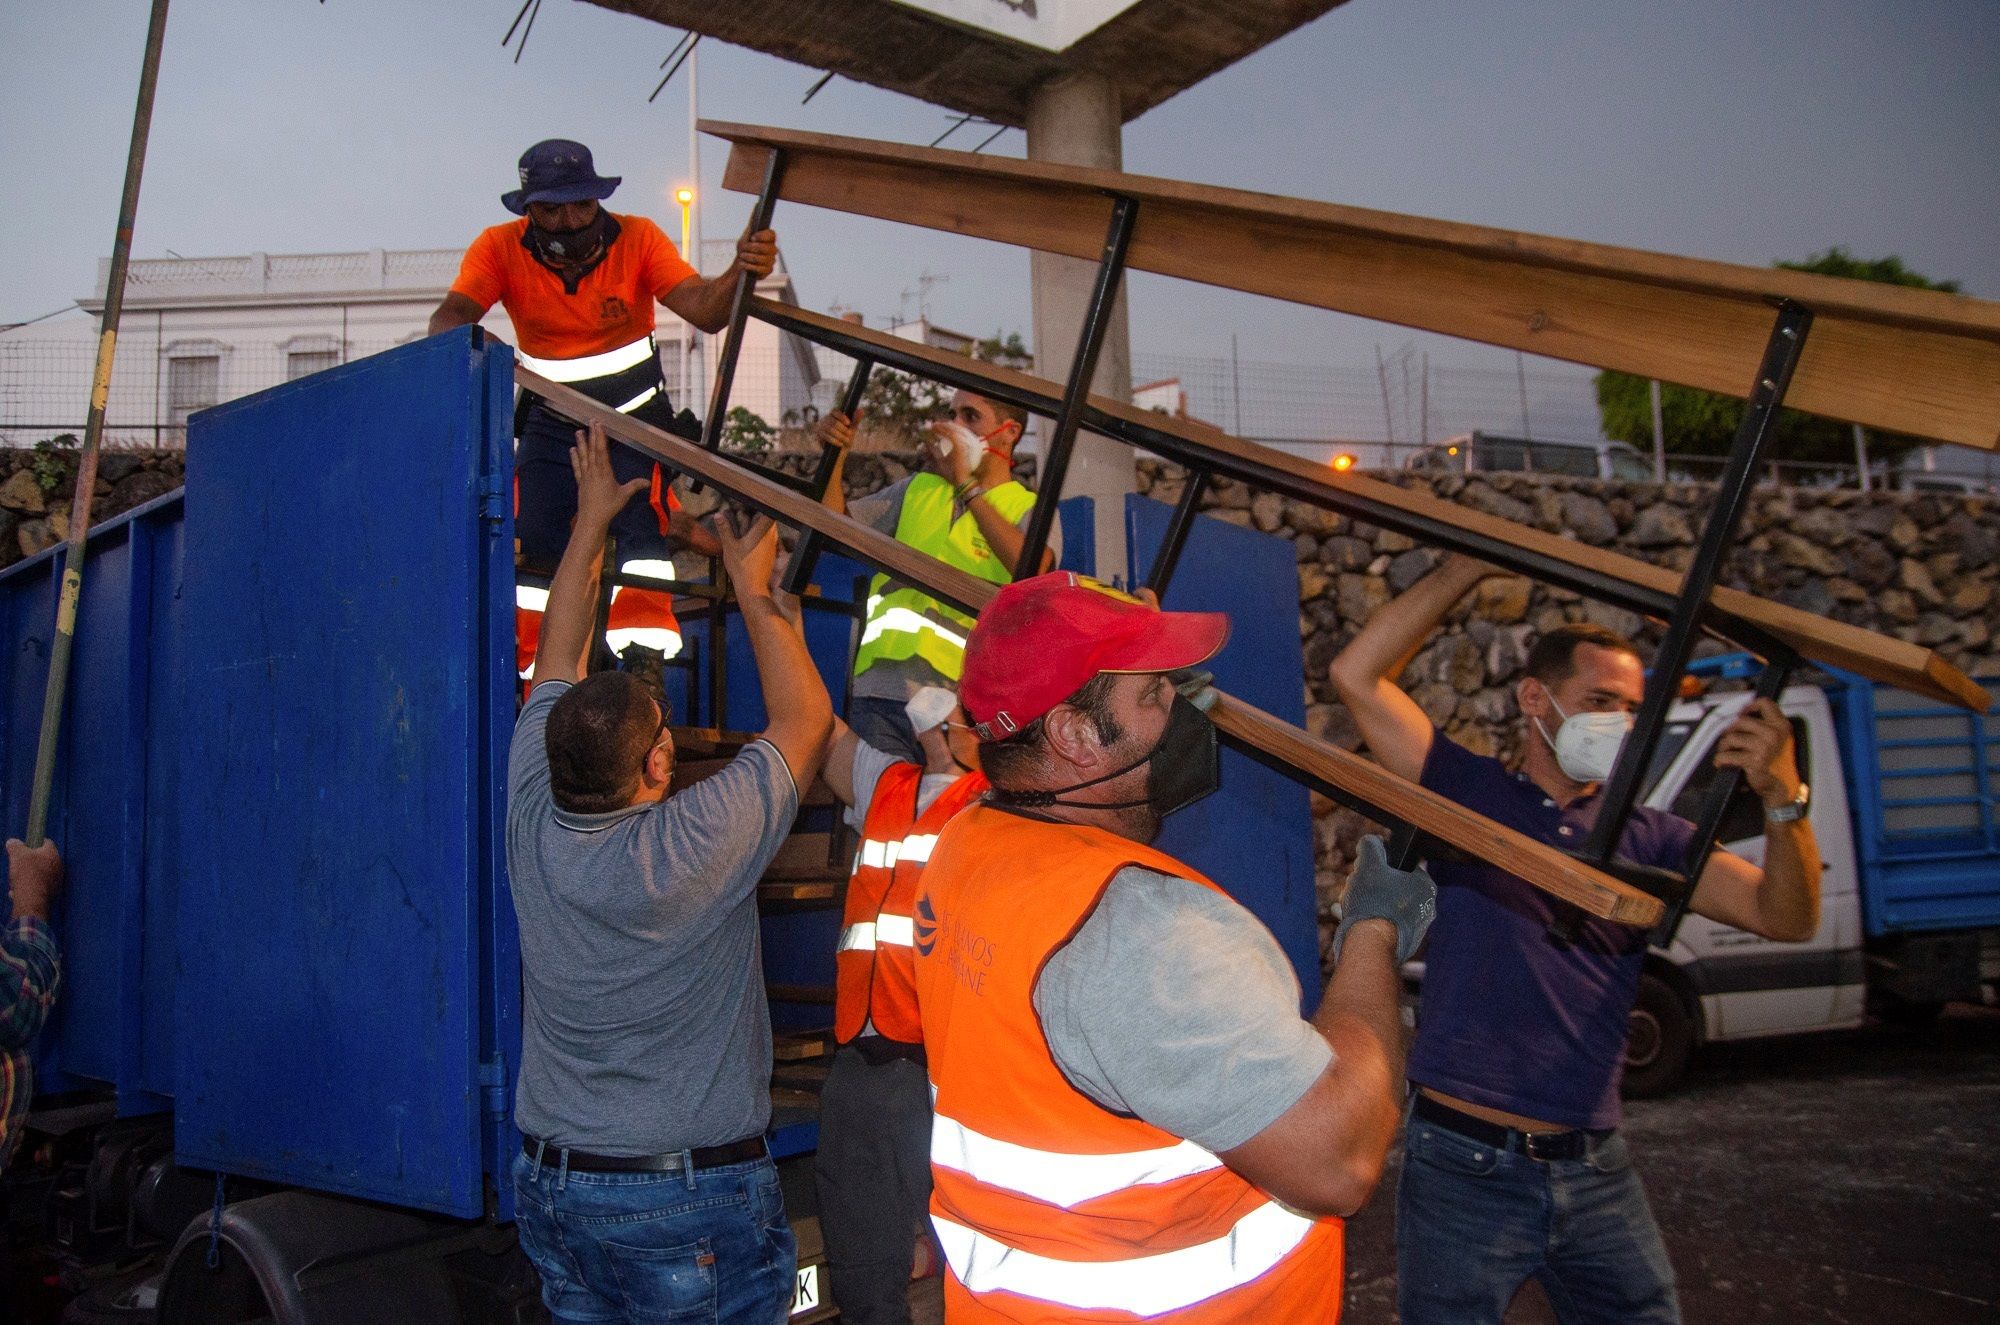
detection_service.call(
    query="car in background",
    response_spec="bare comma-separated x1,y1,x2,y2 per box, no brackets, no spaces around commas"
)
1407,431,1655,481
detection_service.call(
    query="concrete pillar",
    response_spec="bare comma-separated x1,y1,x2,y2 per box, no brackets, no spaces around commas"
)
1026,72,1136,582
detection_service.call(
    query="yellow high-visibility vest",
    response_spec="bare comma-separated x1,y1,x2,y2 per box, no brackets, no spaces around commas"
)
854,473,1038,682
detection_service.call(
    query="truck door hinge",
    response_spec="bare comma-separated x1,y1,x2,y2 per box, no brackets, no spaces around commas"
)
479,1053,510,1119
477,474,506,524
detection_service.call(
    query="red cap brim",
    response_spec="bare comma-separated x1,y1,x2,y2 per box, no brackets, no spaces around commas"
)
1098,608,1230,675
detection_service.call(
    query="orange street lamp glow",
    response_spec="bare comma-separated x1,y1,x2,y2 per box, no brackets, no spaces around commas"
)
675,188,696,261
1331,453,1356,472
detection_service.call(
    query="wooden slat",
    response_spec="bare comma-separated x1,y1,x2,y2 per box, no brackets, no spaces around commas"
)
759,879,844,905
774,1029,834,1062
519,370,1665,922
754,299,1987,712
709,120,2000,451
762,831,842,881
1211,694,1662,927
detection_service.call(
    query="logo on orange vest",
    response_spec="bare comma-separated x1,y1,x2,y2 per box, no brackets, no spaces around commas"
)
599,295,629,322
914,894,938,956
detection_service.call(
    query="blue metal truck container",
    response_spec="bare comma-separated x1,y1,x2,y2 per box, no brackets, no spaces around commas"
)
1828,668,2000,937
0,489,186,1114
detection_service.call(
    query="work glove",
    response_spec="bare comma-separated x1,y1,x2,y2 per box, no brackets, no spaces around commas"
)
1331,835,1437,967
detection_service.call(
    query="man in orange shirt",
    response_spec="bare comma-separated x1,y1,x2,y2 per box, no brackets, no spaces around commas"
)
430,139,774,671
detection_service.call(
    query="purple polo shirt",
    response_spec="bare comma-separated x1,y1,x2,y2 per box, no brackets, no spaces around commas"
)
1409,731,1695,1129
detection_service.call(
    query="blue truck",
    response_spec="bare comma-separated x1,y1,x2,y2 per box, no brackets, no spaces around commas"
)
1617,653,2000,1095
0,331,1320,1322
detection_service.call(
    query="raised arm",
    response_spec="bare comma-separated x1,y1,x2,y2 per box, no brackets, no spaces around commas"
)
814,411,855,516
428,291,486,338
927,423,1054,577
1328,553,1499,781
713,511,835,789
531,422,645,687
659,228,778,334
1687,698,1824,942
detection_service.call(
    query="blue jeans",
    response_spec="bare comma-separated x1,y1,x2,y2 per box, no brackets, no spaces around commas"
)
1396,1104,1679,1325
512,1149,797,1325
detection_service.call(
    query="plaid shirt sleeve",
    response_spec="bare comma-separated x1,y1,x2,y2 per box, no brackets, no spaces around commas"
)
0,918,61,1053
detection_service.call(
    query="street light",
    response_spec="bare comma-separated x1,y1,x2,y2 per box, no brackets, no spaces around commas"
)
675,187,695,260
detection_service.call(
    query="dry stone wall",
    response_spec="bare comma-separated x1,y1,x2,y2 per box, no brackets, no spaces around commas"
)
0,448,185,570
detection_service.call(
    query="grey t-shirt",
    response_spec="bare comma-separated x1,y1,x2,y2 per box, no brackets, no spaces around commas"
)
850,475,1061,703
1034,869,1333,1153
506,681,799,1153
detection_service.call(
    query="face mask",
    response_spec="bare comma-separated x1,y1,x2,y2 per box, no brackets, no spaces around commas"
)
523,209,620,290
905,685,959,737
1533,694,1634,784
931,420,1013,471
992,693,1220,819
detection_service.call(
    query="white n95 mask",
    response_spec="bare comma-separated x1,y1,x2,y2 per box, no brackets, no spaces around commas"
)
1535,696,1634,784
905,685,959,736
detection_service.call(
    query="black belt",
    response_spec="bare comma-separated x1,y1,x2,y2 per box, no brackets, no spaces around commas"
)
522,1133,767,1174
1412,1093,1608,1163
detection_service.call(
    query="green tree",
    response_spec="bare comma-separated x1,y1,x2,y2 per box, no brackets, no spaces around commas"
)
854,329,1033,446
1594,248,1961,469
721,405,776,454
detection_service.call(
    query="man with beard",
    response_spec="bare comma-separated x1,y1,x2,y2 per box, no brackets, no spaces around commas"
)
431,139,771,673
910,572,1434,1323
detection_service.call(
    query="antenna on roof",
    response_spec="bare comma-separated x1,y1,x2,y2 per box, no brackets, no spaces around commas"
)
802,70,835,104
971,125,1010,152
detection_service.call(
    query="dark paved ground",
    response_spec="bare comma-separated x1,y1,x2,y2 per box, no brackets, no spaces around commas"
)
1342,1004,2000,1323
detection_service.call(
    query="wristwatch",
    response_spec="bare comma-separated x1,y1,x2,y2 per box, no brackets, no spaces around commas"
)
1765,782,1811,823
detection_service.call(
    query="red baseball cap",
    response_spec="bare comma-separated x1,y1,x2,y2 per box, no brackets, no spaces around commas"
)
959,573,1229,740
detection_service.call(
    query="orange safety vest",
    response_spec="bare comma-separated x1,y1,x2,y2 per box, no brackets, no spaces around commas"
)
913,805,1345,1324
836,763,989,1045
514,468,683,677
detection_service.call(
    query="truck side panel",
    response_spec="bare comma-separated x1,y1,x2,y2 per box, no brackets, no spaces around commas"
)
1832,673,2000,936
173,332,513,1217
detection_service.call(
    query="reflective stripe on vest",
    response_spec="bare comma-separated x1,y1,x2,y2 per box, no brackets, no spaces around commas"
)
913,806,1344,1323
519,335,664,415
932,1111,1223,1209
517,337,656,383
931,1200,1318,1316
853,474,1037,683
835,765,988,1045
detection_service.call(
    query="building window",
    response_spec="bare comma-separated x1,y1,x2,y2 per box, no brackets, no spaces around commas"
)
287,350,340,381
167,355,220,429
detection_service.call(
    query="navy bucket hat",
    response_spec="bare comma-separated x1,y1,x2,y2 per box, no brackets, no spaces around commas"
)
502,139,621,215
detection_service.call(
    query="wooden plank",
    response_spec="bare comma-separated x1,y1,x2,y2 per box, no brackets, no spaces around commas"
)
762,831,842,881
710,121,2000,451
760,879,844,905
774,1029,833,1062
521,369,1666,922
1210,693,1664,927
754,299,1986,712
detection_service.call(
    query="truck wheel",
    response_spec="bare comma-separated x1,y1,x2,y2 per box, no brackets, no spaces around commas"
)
1623,973,1693,1099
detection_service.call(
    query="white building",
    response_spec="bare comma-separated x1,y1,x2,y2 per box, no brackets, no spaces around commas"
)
0,240,818,447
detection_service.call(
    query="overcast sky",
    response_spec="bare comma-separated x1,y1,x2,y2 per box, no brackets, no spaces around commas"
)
3,0,1995,381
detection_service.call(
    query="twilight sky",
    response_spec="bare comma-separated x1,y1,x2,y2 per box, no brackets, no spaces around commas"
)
4,0,1994,388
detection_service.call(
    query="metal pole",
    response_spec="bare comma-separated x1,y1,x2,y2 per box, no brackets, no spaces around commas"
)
24,0,170,847
688,44,704,404
1852,422,1871,493
1374,345,1395,448
1653,650,1798,943
697,149,784,454
1230,333,1242,436
1014,194,1139,579
780,356,873,597
1516,351,1532,441
1650,379,1667,483
1577,301,1814,871
1142,470,1208,599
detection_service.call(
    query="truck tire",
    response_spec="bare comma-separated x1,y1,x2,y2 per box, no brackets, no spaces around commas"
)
1623,973,1694,1099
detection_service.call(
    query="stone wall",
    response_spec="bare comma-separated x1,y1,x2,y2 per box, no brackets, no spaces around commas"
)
0,448,184,570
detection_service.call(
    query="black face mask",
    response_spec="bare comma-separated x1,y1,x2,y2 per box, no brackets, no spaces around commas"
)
991,694,1220,820
523,209,620,292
